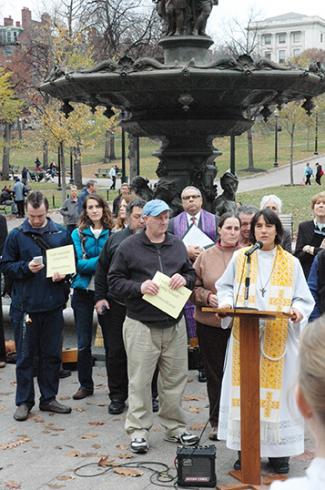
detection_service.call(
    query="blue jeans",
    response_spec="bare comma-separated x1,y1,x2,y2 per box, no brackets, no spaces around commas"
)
71,289,95,391
11,306,64,407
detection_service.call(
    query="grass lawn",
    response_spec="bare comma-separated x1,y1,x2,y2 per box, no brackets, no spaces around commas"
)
8,122,325,181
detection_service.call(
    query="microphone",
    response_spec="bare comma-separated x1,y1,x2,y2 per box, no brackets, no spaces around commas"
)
244,241,263,257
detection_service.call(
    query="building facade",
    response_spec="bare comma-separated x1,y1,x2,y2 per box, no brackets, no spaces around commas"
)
249,12,325,63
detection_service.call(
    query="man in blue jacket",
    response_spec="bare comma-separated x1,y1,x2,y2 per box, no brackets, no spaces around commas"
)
0,191,72,421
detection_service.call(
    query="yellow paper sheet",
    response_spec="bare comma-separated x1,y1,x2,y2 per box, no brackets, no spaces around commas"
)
143,271,192,319
46,244,76,277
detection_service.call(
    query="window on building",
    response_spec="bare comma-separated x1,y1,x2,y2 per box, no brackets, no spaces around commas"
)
278,33,286,44
262,34,272,45
321,33,324,43
293,48,301,57
278,50,286,63
264,51,272,60
7,31,11,44
13,31,17,41
292,31,302,43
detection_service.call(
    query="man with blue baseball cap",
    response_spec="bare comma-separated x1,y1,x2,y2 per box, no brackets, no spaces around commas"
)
108,199,198,453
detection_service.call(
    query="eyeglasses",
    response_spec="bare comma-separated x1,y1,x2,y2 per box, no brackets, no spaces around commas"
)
182,195,201,201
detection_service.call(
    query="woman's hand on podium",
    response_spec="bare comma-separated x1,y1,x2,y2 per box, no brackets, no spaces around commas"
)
289,308,303,323
217,304,232,318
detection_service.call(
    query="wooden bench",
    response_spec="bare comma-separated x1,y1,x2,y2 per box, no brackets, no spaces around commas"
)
95,168,110,178
279,213,293,236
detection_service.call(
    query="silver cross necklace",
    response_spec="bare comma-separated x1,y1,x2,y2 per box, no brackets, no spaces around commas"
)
258,248,278,297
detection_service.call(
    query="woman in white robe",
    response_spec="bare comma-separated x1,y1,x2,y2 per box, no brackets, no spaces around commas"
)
216,209,315,474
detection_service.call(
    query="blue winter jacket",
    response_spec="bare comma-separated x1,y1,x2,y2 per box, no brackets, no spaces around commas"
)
0,218,71,313
71,227,110,289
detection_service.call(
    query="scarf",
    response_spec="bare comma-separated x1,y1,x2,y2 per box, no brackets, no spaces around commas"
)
231,245,295,443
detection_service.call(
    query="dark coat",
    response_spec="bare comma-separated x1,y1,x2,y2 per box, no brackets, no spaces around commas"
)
94,226,132,303
295,220,325,278
108,230,195,326
0,218,71,313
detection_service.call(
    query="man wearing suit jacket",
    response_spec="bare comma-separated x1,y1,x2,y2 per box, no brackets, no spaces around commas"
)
168,186,218,381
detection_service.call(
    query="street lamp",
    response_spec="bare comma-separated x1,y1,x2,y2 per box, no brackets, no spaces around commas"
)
314,107,319,155
274,109,279,167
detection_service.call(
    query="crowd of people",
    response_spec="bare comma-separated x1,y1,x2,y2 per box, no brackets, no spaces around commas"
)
0,179,325,486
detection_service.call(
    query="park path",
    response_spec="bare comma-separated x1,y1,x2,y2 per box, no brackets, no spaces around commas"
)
87,153,324,194
236,154,324,193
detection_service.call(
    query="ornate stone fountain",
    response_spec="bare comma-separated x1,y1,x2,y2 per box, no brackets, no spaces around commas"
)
40,1,325,210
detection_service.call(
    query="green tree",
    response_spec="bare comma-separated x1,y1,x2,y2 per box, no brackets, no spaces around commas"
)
279,102,310,185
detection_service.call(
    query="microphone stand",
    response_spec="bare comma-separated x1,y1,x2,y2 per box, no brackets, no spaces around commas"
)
244,255,251,307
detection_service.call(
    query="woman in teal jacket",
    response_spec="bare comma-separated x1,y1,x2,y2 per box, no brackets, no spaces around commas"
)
71,194,113,400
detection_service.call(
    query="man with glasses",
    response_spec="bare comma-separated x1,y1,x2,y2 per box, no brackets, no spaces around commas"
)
169,186,218,381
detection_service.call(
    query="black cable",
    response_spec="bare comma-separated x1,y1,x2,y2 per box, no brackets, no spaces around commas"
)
73,459,179,488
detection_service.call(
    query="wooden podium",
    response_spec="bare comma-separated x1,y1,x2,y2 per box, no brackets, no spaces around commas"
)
202,307,290,489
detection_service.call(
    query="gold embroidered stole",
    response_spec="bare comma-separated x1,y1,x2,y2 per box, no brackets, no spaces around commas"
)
231,246,294,437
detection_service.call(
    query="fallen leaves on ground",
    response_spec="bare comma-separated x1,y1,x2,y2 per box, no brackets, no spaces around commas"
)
187,406,202,414
92,443,101,449
88,420,105,426
190,423,206,431
113,467,143,477
117,453,134,460
4,481,21,489
115,444,128,450
31,415,45,423
58,395,71,401
74,407,85,412
44,423,65,432
47,484,65,489
0,436,31,450
81,432,98,439
0,404,6,412
98,456,118,467
183,394,205,401
56,475,74,481
65,449,81,457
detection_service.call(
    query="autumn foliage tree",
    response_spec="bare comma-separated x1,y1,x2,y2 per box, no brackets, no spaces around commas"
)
0,70,23,180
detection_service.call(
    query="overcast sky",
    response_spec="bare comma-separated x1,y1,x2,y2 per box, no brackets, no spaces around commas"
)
1,0,325,39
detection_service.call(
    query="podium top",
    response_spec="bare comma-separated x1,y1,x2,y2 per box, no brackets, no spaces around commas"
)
201,307,291,319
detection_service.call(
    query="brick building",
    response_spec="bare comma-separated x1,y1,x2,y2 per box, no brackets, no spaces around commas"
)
0,8,51,87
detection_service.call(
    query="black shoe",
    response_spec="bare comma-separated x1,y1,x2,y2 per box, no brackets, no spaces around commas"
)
14,403,32,421
59,368,71,379
269,457,290,474
152,397,159,413
108,399,126,415
39,399,72,414
234,451,241,470
198,369,207,383
72,387,94,400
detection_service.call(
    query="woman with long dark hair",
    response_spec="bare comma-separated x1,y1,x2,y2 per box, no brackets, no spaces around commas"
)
71,194,113,400
216,208,314,474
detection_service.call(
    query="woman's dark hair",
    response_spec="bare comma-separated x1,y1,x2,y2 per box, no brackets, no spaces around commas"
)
249,208,283,245
79,194,113,231
218,211,240,229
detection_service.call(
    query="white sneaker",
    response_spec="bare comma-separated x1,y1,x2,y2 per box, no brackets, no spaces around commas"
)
130,438,149,454
164,431,199,446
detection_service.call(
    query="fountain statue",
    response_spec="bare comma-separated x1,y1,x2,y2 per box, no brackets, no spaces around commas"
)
40,2,325,208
